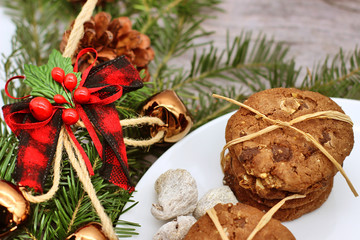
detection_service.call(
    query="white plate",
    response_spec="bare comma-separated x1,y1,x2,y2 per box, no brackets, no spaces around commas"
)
121,98,360,240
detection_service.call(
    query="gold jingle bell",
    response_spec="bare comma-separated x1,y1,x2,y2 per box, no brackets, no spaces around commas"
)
141,90,193,143
0,180,30,238
66,222,108,240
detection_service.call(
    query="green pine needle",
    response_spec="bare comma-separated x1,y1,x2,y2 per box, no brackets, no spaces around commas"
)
24,50,80,106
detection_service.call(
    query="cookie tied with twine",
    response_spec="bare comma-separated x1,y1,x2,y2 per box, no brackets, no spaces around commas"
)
185,196,300,240
213,89,357,197
206,195,303,240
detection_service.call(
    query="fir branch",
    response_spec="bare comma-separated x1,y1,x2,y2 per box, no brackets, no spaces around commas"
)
116,83,154,119
165,31,300,126
0,133,138,239
151,16,214,92
0,0,66,104
0,0,63,66
301,48,360,99
137,0,184,34
171,32,295,92
190,86,246,129
23,50,80,106
0,135,17,181
131,0,221,93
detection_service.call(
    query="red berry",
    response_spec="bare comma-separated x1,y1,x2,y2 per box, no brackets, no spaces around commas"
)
29,97,53,121
62,108,79,125
74,87,90,104
64,73,78,91
51,67,65,84
53,94,68,104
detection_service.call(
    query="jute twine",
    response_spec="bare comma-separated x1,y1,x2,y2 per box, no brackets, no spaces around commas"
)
20,1,167,239
213,94,358,197
206,208,230,240
62,0,97,59
246,194,305,240
206,194,305,240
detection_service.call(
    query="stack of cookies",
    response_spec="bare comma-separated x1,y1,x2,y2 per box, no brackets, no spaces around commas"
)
223,88,354,221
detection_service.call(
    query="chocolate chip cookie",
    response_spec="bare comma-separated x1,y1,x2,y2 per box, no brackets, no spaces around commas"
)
225,88,353,193
184,202,295,240
222,88,353,221
224,158,334,221
224,152,333,210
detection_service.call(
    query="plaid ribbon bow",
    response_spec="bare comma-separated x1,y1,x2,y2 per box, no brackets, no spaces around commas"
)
2,48,143,192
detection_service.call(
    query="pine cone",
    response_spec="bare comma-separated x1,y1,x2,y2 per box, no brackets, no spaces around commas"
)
60,12,154,82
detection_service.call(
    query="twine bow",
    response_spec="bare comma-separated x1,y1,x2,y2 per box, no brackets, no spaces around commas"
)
213,94,358,197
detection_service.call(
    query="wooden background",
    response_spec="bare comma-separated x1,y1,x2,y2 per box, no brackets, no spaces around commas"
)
200,0,360,69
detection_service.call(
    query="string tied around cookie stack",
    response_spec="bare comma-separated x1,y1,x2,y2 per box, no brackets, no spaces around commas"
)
212,94,358,197
206,194,305,240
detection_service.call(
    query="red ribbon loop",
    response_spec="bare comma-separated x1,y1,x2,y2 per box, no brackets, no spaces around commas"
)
5,76,31,99
73,48,98,87
5,107,60,133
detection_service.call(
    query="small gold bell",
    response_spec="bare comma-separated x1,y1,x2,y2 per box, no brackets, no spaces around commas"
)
66,222,108,240
141,90,193,143
0,180,30,238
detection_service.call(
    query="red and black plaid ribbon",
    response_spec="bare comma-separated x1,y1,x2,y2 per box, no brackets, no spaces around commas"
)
2,49,142,192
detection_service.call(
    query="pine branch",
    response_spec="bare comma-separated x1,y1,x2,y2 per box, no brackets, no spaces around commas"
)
0,133,139,239
0,135,17,181
131,0,221,94
134,0,221,35
190,86,246,129
163,31,300,126
301,48,360,99
0,0,67,105
116,83,154,119
171,32,295,91
137,0,184,34
151,17,213,92
1,0,63,66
